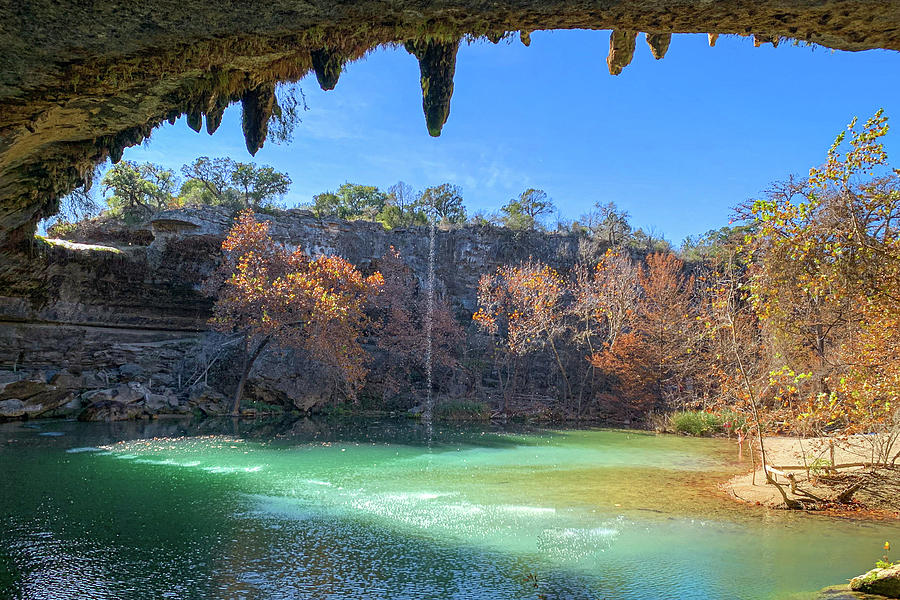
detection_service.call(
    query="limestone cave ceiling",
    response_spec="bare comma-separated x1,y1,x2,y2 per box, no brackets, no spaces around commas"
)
1,0,899,252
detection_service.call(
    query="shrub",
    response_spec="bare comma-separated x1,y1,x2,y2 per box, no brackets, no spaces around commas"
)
671,410,726,436
434,400,491,421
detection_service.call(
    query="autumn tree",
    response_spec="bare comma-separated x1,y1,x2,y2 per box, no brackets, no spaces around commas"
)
371,247,463,397
571,250,641,414
635,252,702,404
586,252,704,416
473,260,570,410
205,210,383,414
744,110,900,459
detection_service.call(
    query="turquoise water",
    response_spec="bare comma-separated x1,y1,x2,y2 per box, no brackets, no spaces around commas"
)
1,418,896,599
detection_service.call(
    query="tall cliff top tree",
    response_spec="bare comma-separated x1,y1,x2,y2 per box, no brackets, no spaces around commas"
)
311,183,388,220
181,156,291,210
745,109,900,445
420,183,466,224
102,160,177,218
500,188,554,230
205,210,383,414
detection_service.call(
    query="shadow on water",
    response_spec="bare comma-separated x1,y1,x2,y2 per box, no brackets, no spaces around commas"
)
1,414,569,451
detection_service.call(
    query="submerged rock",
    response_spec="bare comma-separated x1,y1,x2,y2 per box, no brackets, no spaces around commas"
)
814,584,884,599
851,564,900,598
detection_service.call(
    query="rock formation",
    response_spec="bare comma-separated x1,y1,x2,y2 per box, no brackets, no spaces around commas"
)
0,207,587,421
405,38,462,137
607,30,638,76
311,48,347,91
850,564,900,598
645,33,672,60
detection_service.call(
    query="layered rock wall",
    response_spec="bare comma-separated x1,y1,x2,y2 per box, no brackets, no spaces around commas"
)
0,208,586,420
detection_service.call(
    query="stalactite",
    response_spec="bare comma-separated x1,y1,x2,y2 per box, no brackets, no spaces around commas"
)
607,30,637,76
708,33,719,47
186,110,203,132
405,37,461,137
520,30,532,46
240,83,276,156
753,34,780,47
645,32,671,59
205,96,229,135
310,48,345,91
486,31,504,44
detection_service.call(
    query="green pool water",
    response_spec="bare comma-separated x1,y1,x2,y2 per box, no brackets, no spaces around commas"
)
0,418,896,599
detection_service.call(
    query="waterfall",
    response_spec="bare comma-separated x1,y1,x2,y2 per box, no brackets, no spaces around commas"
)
424,219,436,424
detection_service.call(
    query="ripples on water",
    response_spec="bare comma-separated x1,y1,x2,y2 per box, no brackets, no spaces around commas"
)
1,418,897,599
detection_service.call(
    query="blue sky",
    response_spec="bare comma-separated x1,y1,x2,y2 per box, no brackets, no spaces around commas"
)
124,30,900,245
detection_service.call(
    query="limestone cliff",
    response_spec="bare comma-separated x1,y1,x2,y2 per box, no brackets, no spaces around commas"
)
0,208,586,420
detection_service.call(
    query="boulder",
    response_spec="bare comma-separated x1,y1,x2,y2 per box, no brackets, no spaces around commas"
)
143,393,169,413
50,371,83,389
0,376,50,401
189,384,229,415
851,564,900,598
118,363,145,379
116,382,147,404
0,399,26,418
78,400,144,422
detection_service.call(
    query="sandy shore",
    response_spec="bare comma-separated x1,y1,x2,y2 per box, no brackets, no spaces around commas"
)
722,435,900,514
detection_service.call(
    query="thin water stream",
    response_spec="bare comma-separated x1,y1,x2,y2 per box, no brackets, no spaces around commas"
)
1,418,896,599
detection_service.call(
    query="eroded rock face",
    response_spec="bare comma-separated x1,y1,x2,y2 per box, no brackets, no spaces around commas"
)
1,1,899,251
0,207,587,420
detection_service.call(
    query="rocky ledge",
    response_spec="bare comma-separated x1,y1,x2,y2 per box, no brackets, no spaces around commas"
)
851,564,900,598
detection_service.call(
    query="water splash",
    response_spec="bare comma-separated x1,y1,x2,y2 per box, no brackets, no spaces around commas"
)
424,219,436,424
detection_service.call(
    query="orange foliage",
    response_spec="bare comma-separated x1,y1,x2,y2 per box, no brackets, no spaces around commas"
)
372,246,463,395
206,210,383,400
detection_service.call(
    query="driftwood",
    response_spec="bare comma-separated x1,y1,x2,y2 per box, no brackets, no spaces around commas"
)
771,462,877,471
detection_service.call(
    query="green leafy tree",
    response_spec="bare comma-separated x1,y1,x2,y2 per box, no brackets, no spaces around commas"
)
102,161,177,218
180,157,291,210
231,163,291,210
419,183,466,224
312,183,388,220
500,189,553,230
379,181,427,228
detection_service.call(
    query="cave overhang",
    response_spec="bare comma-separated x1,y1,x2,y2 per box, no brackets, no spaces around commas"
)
1,0,899,252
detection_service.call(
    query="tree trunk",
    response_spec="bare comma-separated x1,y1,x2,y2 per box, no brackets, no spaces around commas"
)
230,335,270,416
